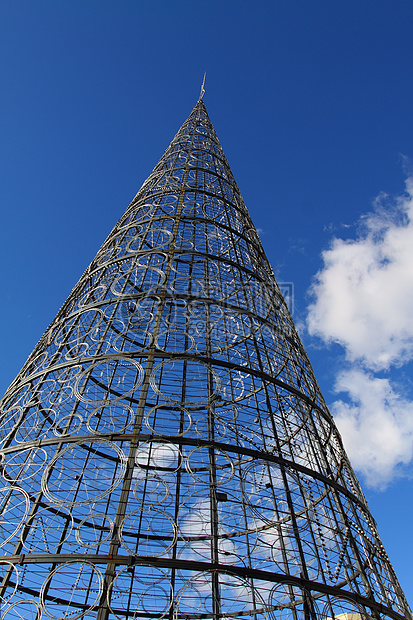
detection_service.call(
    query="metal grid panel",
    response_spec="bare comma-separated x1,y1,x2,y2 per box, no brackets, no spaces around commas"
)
0,100,411,620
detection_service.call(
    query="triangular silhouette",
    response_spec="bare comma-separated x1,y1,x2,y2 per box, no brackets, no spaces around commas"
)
0,100,410,620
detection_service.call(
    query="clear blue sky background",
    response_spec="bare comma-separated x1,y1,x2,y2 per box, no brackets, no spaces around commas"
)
1,0,413,603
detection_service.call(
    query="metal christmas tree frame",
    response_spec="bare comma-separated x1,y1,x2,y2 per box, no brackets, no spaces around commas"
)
0,95,411,620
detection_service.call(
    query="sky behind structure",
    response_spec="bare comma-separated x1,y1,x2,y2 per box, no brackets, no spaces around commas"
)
1,0,413,604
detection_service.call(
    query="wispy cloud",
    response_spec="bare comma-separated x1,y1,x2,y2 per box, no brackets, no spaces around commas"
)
307,177,413,487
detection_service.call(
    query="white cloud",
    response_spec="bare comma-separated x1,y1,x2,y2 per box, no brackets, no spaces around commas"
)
332,368,413,489
307,177,413,487
307,178,413,371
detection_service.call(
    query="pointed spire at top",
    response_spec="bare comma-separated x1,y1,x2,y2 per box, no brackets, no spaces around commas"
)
199,71,206,101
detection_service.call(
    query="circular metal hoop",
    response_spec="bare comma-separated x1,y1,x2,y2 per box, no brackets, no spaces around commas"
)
42,440,127,506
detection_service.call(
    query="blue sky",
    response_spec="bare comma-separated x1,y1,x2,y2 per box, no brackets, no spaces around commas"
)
1,0,413,602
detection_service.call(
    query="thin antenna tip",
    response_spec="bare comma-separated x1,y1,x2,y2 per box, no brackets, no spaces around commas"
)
199,71,207,101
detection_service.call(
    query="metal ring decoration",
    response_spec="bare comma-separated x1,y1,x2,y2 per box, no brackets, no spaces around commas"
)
144,404,192,437
107,565,173,620
0,561,19,603
119,507,177,557
42,440,127,506
0,600,42,620
14,407,57,444
0,486,30,548
0,407,23,446
39,561,103,620
74,358,144,404
135,441,182,474
132,470,171,509
2,447,48,483
75,512,114,548
150,358,220,406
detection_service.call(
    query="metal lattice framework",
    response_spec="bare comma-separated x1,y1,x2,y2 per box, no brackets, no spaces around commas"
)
0,98,411,620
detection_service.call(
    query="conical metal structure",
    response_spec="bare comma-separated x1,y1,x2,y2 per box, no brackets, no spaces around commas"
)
0,98,411,620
